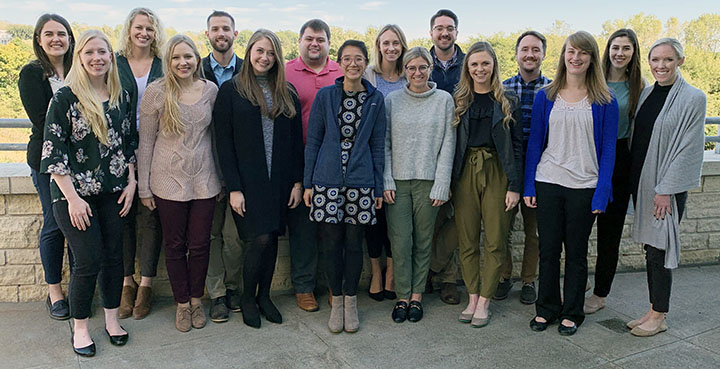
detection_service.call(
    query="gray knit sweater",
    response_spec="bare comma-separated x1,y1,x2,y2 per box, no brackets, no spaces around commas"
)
383,81,456,201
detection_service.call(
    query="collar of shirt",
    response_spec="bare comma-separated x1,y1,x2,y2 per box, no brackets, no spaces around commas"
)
210,53,236,73
432,47,458,71
292,56,339,75
513,72,549,87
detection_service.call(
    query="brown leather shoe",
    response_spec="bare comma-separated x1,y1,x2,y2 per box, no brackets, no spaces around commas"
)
118,285,137,319
133,286,152,320
190,304,207,329
176,305,192,332
440,283,460,305
296,292,319,312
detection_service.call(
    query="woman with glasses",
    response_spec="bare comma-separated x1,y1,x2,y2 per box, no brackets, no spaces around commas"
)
304,40,386,333
384,46,456,323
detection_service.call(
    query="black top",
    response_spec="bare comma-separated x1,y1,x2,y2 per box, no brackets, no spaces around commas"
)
630,82,673,198
18,62,54,171
213,81,303,236
468,92,495,149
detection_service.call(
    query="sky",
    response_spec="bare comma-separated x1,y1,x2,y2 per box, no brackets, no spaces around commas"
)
0,0,717,40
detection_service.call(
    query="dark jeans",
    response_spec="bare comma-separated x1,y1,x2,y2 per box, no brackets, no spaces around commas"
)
593,139,631,297
535,182,597,326
155,196,215,304
643,192,687,313
230,212,278,300
53,193,125,319
287,202,320,293
122,187,163,277
320,223,366,296
366,207,391,259
30,169,71,284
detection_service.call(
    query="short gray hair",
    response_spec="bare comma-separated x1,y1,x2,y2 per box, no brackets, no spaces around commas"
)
403,47,433,70
649,37,684,59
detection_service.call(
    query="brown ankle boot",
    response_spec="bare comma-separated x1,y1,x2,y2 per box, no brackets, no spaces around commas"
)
133,286,152,320
118,285,137,319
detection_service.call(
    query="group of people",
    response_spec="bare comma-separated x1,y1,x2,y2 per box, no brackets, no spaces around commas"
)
18,7,706,358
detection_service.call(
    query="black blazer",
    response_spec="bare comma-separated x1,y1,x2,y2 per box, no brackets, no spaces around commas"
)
202,54,243,86
214,81,303,236
18,62,53,171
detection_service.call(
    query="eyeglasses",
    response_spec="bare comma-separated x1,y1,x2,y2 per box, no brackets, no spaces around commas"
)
405,65,430,73
340,56,366,65
432,25,456,33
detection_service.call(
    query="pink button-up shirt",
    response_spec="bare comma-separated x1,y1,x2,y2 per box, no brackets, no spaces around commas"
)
285,56,343,144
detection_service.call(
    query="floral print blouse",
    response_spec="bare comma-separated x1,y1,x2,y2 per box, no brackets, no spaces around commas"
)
40,86,138,202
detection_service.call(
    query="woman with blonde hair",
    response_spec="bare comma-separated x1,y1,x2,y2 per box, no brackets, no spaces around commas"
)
452,41,523,327
524,31,618,335
215,29,303,329
41,29,137,356
137,34,219,332
362,24,408,302
116,7,166,320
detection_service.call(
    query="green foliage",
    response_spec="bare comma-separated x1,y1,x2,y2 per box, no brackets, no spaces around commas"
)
7,24,33,40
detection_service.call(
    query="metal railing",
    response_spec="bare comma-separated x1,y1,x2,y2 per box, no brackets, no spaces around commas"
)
3,117,720,151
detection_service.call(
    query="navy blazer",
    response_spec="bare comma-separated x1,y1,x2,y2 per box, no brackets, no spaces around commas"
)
303,77,386,196
524,89,619,212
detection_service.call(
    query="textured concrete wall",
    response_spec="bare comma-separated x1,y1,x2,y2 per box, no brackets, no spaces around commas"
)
1,157,719,302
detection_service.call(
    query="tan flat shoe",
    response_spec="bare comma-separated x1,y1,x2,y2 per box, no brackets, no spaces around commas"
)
630,321,668,337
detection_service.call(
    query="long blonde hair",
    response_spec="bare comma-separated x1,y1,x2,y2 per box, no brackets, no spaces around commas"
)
452,42,515,128
118,7,165,58
157,35,204,135
65,30,122,146
545,31,611,105
234,29,297,119
370,25,408,77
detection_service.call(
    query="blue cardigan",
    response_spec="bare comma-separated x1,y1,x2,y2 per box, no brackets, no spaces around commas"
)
304,77,386,195
524,89,618,212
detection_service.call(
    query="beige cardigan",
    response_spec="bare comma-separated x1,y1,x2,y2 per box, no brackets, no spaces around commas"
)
137,80,221,201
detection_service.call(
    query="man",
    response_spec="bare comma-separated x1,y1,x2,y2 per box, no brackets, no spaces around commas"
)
202,10,245,323
285,19,343,312
426,9,464,305
499,30,551,304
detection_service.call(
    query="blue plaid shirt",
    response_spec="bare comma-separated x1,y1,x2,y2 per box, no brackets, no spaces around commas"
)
503,73,551,147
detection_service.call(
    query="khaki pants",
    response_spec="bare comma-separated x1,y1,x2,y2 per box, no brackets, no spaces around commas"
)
386,180,439,300
502,200,539,283
455,148,512,297
205,195,245,299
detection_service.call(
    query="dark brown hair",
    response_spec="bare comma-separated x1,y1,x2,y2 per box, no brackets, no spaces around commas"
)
32,14,75,79
602,28,643,121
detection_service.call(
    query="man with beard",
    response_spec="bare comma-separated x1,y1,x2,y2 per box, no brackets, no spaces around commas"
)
426,9,464,306
498,30,551,304
202,10,245,323
285,19,343,312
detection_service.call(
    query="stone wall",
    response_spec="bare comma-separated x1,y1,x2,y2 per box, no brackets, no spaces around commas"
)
1,156,719,302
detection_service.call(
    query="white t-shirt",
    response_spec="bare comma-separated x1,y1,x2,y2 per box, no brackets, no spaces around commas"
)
135,73,150,130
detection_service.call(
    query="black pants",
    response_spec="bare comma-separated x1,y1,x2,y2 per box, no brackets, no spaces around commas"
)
53,193,125,319
593,139,631,297
320,223,366,296
642,192,687,313
535,182,597,326
366,207,391,259
287,203,320,293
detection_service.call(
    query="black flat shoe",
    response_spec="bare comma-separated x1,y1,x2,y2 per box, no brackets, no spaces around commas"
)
407,301,423,323
368,289,384,302
392,301,408,323
105,327,129,346
257,296,282,324
383,290,397,300
71,336,96,357
530,317,549,332
558,322,578,336
46,296,70,320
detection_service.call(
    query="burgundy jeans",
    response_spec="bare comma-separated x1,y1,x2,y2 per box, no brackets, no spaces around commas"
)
155,196,215,303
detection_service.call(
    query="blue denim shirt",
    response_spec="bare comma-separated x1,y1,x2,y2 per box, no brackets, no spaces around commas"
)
210,53,237,87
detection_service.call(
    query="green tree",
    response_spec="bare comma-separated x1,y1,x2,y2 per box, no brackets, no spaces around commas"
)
684,13,720,53
7,24,33,40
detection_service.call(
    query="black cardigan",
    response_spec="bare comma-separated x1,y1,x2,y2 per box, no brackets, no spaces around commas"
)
201,54,244,86
213,81,304,236
18,62,54,171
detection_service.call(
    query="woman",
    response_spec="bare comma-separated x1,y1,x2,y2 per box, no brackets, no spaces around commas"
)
18,13,75,321
362,24,408,301
304,40,385,333
116,7,166,320
137,35,220,332
215,29,303,329
384,47,456,324
585,28,644,314
627,38,705,337
452,42,523,328
524,31,618,336
41,29,136,356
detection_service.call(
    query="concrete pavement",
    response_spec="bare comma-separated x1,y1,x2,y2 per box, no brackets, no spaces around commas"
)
1,264,719,369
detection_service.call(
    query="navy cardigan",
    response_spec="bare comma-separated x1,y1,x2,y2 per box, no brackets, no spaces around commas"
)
524,89,618,212
303,77,386,196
